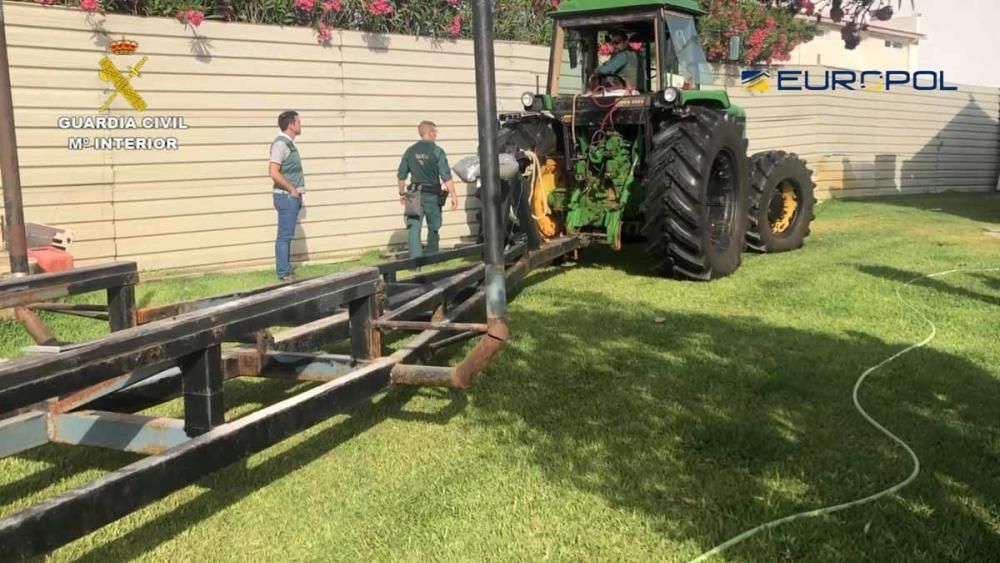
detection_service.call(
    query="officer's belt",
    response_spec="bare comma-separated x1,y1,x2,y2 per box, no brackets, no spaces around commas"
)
411,183,442,194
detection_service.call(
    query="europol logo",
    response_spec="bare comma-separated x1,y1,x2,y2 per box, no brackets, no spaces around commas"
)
741,68,955,92
98,37,149,112
741,70,771,92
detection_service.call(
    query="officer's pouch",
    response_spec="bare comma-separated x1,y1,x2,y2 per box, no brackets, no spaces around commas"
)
437,191,448,208
403,185,422,218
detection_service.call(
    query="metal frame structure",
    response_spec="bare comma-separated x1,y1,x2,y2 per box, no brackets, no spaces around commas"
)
0,262,140,346
0,0,564,558
0,237,582,559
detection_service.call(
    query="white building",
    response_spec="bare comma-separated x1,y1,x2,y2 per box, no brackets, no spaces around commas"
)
782,18,921,71
780,0,1000,88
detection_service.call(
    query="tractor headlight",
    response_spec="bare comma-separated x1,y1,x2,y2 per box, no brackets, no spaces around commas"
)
662,87,681,104
521,92,536,108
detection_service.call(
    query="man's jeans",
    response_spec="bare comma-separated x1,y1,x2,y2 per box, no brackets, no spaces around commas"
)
405,190,443,259
273,192,302,278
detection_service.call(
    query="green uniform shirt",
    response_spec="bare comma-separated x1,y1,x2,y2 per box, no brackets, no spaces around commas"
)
397,140,452,187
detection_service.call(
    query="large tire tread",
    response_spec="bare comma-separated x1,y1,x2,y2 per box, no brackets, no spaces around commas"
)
746,150,816,253
639,106,750,281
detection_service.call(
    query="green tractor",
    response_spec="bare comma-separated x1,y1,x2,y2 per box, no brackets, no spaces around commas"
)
476,0,816,281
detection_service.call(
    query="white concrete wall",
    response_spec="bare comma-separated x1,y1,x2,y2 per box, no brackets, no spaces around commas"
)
0,3,997,274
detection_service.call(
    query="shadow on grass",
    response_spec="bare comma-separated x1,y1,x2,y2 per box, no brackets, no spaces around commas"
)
0,448,137,516
839,192,1000,226
974,272,1000,292
458,257,1000,560
857,264,1000,307
65,385,443,563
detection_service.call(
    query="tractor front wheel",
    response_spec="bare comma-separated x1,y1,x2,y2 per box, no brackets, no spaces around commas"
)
745,151,816,253
640,106,750,281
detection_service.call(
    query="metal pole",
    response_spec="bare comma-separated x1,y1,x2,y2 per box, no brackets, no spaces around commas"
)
470,0,506,321
0,1,28,276
0,2,27,277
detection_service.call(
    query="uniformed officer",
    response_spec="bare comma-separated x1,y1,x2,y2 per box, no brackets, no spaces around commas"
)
595,30,639,89
397,121,458,258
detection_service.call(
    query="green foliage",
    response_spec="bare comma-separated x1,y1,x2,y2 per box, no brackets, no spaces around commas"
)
44,0,826,55
699,0,817,65
54,0,556,45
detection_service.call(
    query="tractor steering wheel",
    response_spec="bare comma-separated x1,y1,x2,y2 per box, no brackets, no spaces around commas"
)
588,72,627,93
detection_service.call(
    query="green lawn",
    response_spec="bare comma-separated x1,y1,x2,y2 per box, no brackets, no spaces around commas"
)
2,193,999,562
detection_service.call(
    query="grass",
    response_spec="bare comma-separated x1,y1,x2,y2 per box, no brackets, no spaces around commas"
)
2,192,999,562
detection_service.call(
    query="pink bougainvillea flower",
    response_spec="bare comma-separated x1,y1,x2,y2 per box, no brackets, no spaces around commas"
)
366,0,395,16
445,14,461,37
447,0,461,6
294,0,316,12
187,9,205,26
317,22,334,44
551,0,559,7
176,10,187,22
79,0,99,11
322,0,343,12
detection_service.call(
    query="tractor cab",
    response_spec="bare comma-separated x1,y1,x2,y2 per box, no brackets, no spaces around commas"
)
546,0,717,98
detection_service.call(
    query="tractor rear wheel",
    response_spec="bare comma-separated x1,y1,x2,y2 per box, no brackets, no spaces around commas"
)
745,151,816,253
640,106,750,281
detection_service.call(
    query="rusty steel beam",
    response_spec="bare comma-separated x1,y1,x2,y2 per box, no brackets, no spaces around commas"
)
14,306,59,346
131,249,476,326
0,262,138,310
380,264,484,322
47,361,179,415
270,266,479,353
403,264,480,285
107,284,137,332
0,268,380,414
50,275,443,413
229,351,369,382
25,303,110,322
426,330,481,352
376,244,482,277
373,320,489,333
179,345,224,437
135,281,292,325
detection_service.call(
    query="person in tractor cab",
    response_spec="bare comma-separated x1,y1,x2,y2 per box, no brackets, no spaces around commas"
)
593,30,639,91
